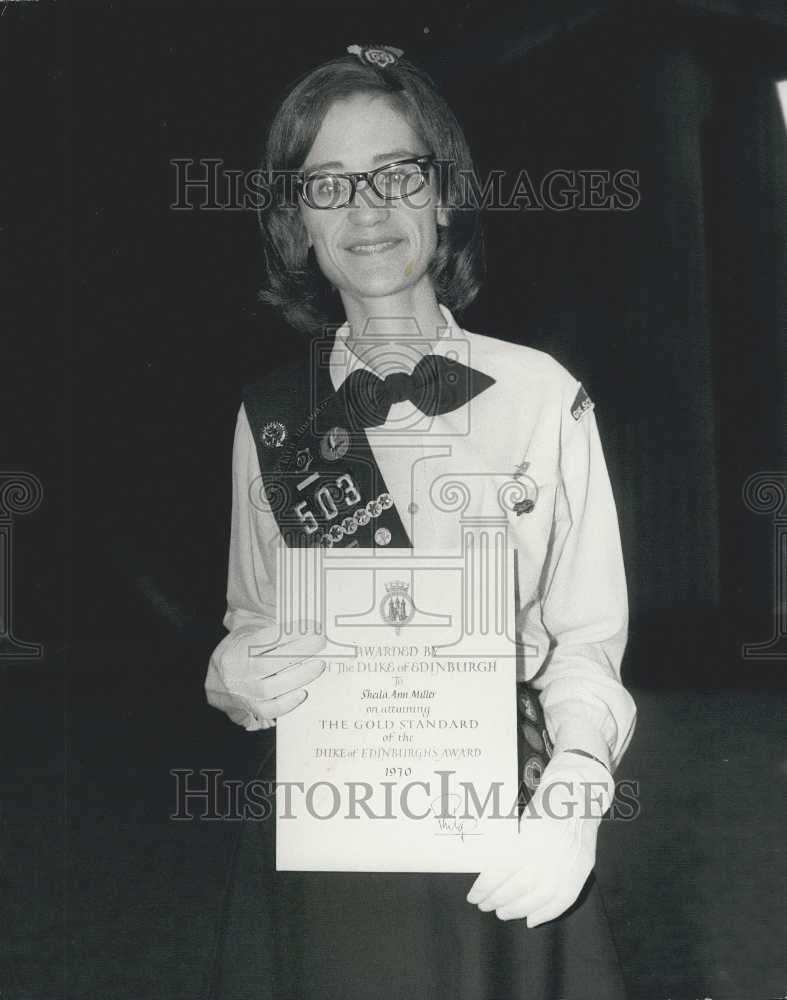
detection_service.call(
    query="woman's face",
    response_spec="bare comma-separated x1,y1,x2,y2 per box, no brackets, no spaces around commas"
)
298,93,447,308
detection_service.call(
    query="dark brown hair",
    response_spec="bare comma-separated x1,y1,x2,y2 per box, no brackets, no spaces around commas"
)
257,53,484,334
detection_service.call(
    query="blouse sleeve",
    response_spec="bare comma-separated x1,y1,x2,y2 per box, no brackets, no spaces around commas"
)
527,379,636,772
205,404,279,726
222,403,278,633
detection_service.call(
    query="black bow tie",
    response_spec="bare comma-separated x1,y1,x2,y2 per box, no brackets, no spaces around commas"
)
337,353,495,428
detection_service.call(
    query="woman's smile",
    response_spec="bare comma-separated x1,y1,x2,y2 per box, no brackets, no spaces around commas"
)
344,237,405,256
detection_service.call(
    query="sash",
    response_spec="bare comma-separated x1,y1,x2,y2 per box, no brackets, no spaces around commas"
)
242,340,411,550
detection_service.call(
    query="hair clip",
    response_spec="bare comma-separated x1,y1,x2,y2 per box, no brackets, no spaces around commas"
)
346,44,404,69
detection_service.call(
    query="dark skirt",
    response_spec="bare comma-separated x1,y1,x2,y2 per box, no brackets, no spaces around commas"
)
207,738,627,1000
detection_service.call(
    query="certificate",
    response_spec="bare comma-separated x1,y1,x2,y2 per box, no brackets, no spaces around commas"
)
275,541,520,872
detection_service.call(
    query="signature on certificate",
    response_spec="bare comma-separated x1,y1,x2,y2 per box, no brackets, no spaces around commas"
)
430,793,481,842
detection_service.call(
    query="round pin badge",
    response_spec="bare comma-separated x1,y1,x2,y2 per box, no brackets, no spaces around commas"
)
342,515,358,535
378,492,393,510
320,426,350,461
260,421,287,448
374,527,392,546
366,499,383,518
355,508,371,526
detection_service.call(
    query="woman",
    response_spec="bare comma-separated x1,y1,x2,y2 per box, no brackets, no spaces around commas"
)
205,44,636,1000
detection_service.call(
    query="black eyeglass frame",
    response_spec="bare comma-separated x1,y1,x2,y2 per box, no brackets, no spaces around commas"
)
296,155,435,210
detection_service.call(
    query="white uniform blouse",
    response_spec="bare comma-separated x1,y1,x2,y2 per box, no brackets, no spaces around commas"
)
207,306,636,771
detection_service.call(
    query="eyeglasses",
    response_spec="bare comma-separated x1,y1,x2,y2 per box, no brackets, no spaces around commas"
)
297,155,434,210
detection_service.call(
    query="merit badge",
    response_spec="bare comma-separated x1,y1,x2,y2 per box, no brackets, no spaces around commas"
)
346,43,404,68
378,492,393,510
341,515,358,535
519,691,538,723
294,447,313,473
522,755,544,791
355,508,371,526
328,524,345,543
571,384,594,421
374,526,392,546
260,420,287,448
543,729,554,758
379,580,414,631
320,426,350,461
521,722,545,753
366,498,383,518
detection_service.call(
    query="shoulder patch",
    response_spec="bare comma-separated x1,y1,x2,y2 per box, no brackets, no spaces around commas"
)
570,384,594,421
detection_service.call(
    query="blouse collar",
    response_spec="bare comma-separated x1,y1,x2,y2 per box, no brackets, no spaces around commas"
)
328,303,461,392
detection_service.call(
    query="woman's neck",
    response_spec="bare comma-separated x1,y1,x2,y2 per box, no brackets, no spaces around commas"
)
339,286,447,373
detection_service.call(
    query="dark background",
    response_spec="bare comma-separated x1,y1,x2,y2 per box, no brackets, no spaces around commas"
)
3,2,787,998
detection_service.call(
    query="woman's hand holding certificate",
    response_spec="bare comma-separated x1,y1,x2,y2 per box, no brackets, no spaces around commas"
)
467,751,615,927
205,621,327,729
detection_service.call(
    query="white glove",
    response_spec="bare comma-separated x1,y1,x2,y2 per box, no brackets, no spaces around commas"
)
467,750,614,926
205,620,327,730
